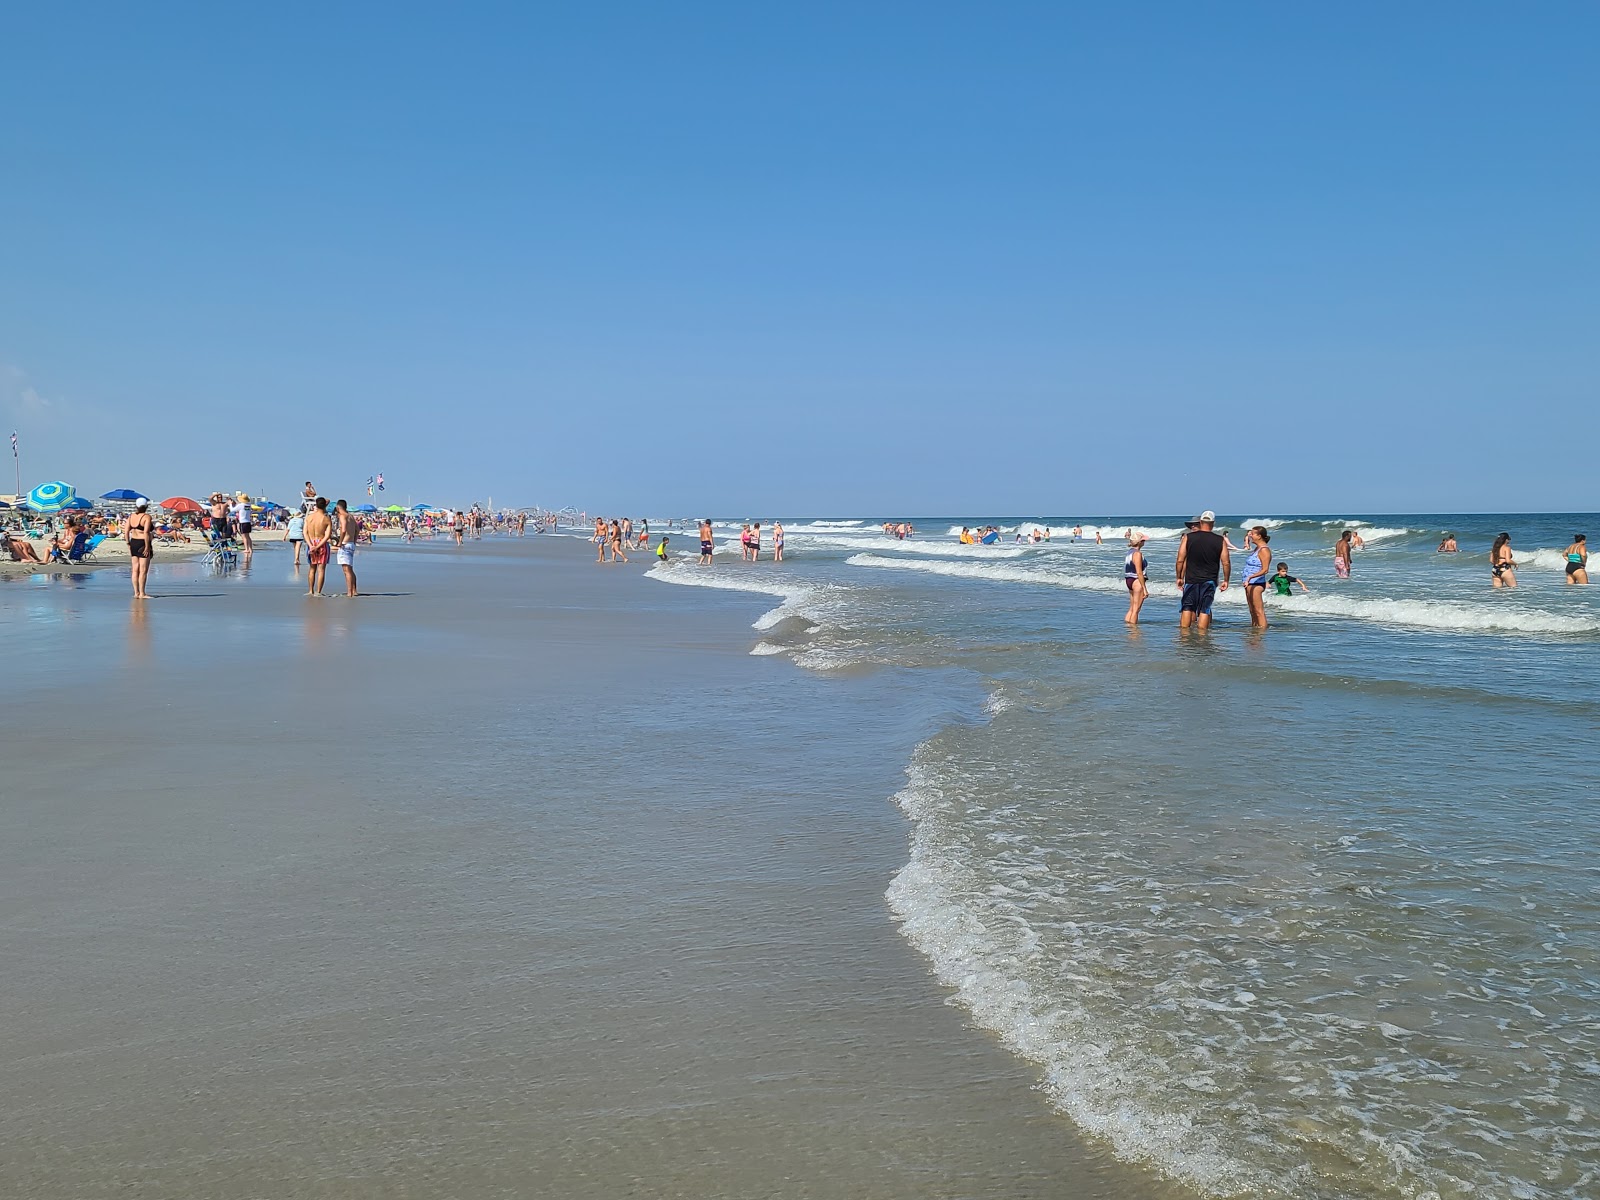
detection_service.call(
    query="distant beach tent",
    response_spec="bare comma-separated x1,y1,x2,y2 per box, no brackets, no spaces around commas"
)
161,496,205,514
382,504,405,513
354,503,378,513
100,488,146,502
25,481,76,512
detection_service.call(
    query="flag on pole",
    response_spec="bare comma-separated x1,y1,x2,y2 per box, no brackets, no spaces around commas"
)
9,432,15,458
375,473,385,492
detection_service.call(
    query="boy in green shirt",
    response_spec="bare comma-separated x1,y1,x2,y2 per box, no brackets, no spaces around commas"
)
1269,562,1309,596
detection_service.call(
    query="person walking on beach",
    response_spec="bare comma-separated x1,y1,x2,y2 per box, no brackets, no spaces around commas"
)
1175,510,1228,631
1491,532,1518,588
698,518,714,566
1123,532,1149,625
124,497,154,599
1564,534,1588,584
233,493,254,556
334,499,360,597
1241,526,1272,629
286,507,306,566
610,519,629,563
304,497,333,596
1333,530,1354,579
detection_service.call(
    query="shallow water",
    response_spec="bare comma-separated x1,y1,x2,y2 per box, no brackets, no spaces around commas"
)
653,513,1600,1200
1,538,1172,1199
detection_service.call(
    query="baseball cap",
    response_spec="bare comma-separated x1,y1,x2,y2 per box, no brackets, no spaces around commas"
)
134,497,149,509
1189,510,1216,525
1127,531,1148,544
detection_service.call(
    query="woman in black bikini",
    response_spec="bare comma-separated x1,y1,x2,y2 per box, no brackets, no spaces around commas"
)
124,499,155,599
1490,532,1517,589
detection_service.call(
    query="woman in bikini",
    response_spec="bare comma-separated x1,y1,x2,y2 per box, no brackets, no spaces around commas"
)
1564,534,1588,585
1490,532,1518,588
124,499,155,599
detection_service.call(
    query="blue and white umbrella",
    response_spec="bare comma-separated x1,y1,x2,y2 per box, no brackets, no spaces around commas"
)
25,481,76,512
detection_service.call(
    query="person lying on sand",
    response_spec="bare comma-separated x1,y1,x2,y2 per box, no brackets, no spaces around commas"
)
5,533,44,563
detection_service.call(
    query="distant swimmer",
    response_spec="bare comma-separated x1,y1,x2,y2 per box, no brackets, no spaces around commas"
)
1437,532,1458,553
1333,530,1354,579
1094,529,1102,545
1269,563,1309,596
1175,510,1228,631
698,519,714,566
959,526,972,545
1351,530,1366,551
1123,532,1149,625
1490,532,1517,588
1565,534,1588,584
1072,525,1082,541
981,527,1000,545
1241,525,1271,629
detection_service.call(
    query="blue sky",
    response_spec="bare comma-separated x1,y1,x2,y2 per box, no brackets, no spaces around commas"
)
2,4,1595,515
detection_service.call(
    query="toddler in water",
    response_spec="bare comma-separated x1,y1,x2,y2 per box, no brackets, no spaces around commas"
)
656,536,670,562
1269,563,1309,596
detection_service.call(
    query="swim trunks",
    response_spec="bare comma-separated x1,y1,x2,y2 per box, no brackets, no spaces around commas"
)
701,540,713,555
337,544,355,567
1334,556,1350,579
127,538,149,559
309,542,330,566
1180,581,1217,615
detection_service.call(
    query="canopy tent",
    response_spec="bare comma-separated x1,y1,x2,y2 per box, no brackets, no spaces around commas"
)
354,503,378,513
382,504,405,513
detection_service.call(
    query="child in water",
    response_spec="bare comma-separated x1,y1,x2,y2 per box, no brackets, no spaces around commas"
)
656,536,670,562
1269,562,1310,596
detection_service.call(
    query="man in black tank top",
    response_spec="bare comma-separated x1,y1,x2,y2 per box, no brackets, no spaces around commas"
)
1175,510,1230,630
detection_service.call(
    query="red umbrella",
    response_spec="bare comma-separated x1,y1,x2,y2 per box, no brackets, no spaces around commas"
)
160,497,204,514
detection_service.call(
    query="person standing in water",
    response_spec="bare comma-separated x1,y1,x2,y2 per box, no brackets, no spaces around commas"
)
304,497,333,597
124,498,155,600
1565,534,1589,584
698,518,714,566
1123,532,1149,625
1490,532,1518,588
1175,510,1229,631
334,499,360,597
773,522,784,562
1241,525,1272,629
1333,530,1354,579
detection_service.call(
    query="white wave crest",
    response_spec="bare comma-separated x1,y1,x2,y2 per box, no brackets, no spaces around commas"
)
886,756,1258,1196
846,554,1600,636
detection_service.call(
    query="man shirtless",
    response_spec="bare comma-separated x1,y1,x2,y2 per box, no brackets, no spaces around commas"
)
304,497,333,596
698,518,714,566
334,499,360,597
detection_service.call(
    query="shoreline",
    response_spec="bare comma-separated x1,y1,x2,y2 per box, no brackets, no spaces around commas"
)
2,534,1182,1199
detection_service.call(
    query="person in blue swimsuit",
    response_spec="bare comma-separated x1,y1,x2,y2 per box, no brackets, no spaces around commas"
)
1123,532,1150,625
1242,525,1271,629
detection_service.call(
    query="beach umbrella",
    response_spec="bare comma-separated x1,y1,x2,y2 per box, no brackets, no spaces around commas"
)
354,503,377,513
64,496,94,510
25,481,76,512
100,488,145,501
411,503,432,511
161,496,204,514
383,504,404,513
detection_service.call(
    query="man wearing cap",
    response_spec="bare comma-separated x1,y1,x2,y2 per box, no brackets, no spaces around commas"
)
1174,510,1229,630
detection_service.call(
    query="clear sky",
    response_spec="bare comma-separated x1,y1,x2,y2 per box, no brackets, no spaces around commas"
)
2,4,1595,515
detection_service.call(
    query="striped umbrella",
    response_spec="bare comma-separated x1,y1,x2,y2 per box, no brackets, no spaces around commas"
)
25,481,76,512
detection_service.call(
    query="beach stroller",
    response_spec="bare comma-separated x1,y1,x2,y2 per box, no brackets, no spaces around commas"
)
204,527,239,571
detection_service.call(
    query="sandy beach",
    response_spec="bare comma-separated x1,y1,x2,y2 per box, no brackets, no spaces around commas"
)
1,535,1183,1200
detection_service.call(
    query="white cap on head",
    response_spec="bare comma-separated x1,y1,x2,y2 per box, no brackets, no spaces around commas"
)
135,497,149,509
1189,509,1216,525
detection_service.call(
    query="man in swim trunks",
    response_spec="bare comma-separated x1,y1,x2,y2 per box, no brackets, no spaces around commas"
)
1174,510,1228,631
1333,530,1353,579
304,497,333,596
334,499,360,597
698,518,714,566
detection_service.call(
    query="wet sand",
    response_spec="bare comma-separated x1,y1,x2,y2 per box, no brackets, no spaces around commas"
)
1,537,1179,1199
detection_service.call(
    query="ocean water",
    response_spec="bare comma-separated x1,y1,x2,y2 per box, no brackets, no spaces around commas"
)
650,514,1600,1200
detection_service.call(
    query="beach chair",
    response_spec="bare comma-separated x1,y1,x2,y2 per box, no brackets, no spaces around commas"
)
50,531,89,563
204,530,239,571
73,534,106,562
